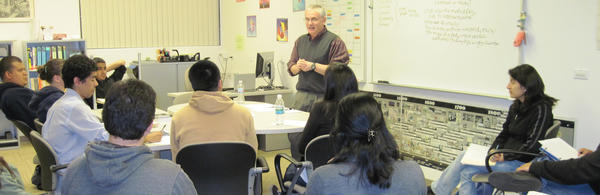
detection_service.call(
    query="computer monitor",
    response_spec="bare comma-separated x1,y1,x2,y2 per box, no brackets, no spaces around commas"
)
255,51,274,89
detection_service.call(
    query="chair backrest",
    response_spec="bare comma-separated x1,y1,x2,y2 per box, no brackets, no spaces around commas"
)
545,120,561,139
34,118,44,133
29,131,60,191
305,135,333,169
175,142,256,195
10,120,33,141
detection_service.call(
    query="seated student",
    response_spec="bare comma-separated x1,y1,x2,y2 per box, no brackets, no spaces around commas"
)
170,59,258,158
431,64,557,195
61,79,197,195
508,145,599,194
84,57,126,108
29,59,65,123
42,55,109,193
305,93,427,195
0,157,29,195
0,56,36,129
289,65,359,160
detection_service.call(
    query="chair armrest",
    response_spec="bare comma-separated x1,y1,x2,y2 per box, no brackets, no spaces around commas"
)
50,164,69,172
275,153,298,194
485,149,544,172
256,156,269,173
274,153,313,195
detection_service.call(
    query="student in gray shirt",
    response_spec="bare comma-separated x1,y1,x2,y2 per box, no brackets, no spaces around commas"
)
305,93,427,195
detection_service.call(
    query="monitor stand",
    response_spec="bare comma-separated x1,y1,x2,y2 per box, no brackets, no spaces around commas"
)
257,68,275,90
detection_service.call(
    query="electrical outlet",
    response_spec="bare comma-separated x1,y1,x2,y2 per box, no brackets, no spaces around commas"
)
573,69,589,80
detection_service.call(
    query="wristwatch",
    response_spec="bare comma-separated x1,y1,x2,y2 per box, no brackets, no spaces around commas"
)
311,62,316,71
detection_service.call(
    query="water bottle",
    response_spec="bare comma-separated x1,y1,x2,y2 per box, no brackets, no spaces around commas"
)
237,80,245,103
275,94,285,125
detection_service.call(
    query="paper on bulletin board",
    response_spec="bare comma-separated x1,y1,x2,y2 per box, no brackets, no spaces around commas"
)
236,35,245,51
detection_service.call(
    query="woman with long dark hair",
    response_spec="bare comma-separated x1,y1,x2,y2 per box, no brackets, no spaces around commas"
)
432,64,557,195
305,93,426,194
29,59,65,123
290,64,359,159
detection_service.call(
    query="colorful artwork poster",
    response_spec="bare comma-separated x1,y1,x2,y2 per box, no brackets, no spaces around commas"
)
293,0,305,12
247,15,257,37
276,18,288,42
259,0,270,9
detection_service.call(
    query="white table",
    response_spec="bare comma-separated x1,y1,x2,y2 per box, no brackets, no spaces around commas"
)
167,88,294,105
149,101,309,151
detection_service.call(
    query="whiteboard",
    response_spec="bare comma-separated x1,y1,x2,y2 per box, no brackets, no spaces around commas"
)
372,0,521,97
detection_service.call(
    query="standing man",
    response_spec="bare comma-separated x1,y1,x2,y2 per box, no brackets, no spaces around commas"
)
85,57,126,108
288,4,349,112
0,56,36,129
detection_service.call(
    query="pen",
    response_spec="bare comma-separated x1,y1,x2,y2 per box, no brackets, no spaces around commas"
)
160,124,167,135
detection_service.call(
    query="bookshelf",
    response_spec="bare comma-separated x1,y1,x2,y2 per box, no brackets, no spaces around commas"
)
23,39,86,90
0,41,12,59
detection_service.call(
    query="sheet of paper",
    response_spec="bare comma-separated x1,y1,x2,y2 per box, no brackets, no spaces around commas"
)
460,143,494,166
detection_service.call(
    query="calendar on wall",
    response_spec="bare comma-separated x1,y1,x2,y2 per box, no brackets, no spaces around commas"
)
318,0,365,80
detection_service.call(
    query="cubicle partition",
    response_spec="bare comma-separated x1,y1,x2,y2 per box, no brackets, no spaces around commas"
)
138,61,195,110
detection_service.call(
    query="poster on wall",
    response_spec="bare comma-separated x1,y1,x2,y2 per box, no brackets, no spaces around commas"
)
247,16,257,37
276,18,288,42
0,0,33,22
260,0,270,9
293,0,305,12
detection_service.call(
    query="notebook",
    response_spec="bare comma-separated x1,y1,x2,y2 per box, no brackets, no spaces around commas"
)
461,143,495,166
539,138,579,161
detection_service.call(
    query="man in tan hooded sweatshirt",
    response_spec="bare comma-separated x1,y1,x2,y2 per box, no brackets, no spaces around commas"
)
170,59,258,158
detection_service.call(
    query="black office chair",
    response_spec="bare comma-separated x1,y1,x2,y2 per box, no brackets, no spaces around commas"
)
471,120,561,193
10,120,34,141
544,120,561,140
274,135,334,195
34,118,44,133
175,142,269,195
29,131,68,192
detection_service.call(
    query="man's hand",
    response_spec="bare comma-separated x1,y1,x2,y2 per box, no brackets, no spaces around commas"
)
144,131,163,143
517,162,532,172
297,59,313,72
579,148,594,157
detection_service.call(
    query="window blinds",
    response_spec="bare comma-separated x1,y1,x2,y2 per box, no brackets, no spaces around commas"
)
80,0,220,48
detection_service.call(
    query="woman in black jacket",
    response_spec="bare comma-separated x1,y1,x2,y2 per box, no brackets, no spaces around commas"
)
289,64,359,160
29,59,65,123
431,64,557,195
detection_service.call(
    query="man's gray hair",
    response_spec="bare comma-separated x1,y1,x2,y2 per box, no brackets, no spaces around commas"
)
308,4,326,18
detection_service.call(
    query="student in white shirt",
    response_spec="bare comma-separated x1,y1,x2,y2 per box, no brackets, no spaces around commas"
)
43,55,108,193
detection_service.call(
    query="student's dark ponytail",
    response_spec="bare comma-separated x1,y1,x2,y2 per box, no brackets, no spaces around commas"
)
38,59,64,83
330,93,400,189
